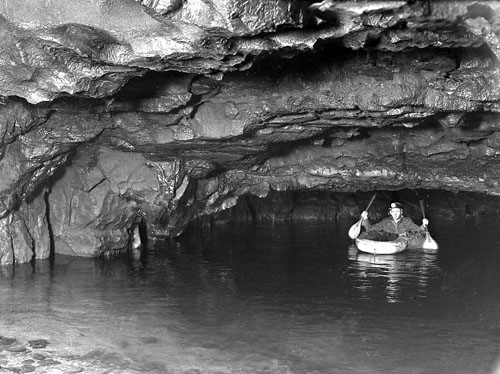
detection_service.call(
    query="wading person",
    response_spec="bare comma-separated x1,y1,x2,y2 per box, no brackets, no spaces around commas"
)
360,202,429,242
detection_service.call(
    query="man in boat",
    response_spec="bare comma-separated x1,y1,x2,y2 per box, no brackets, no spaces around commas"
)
360,202,429,242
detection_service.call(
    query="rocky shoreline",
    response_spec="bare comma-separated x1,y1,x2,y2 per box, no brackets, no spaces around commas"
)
0,335,165,374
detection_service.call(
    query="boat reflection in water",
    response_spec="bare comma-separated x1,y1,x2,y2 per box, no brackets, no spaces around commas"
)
348,245,440,303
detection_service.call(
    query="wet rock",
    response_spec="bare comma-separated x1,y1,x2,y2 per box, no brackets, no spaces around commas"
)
0,336,18,347
37,358,62,367
7,346,28,353
138,336,160,344
19,364,36,372
27,340,48,349
0,335,162,373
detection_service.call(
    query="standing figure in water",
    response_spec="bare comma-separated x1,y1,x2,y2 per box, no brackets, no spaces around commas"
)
360,202,429,241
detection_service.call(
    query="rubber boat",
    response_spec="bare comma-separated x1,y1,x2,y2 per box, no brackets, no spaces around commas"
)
355,232,425,255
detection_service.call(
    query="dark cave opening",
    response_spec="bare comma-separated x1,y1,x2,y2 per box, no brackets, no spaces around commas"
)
187,188,500,232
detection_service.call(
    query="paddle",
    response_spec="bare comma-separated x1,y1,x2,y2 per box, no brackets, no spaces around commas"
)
348,193,377,239
419,200,439,250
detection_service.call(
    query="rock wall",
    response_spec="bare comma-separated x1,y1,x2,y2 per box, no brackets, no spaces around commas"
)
0,1,499,263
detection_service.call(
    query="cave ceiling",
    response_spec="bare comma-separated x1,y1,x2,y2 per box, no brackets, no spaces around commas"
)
1,0,500,262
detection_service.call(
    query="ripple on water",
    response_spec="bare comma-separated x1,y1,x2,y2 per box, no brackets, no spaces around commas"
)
1,220,500,373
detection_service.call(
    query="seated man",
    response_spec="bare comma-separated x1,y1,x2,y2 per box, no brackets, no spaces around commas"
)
360,202,429,241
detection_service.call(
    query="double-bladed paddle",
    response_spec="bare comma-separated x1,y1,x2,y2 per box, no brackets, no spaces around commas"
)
348,193,377,239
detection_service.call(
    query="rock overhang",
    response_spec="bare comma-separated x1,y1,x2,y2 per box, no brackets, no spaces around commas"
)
0,0,499,263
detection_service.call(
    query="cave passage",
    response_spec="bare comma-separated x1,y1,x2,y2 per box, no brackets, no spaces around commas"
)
191,188,500,230
1,0,500,372
1,205,500,373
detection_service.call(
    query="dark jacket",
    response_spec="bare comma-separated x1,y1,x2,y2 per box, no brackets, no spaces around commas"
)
362,216,424,235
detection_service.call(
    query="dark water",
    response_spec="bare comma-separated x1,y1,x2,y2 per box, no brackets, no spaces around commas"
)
1,220,500,373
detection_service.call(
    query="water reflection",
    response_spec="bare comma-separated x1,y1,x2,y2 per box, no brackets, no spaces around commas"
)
1,221,500,374
348,246,440,303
